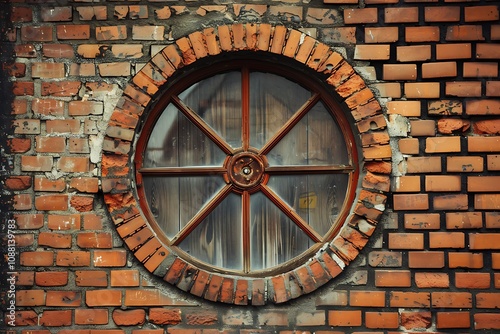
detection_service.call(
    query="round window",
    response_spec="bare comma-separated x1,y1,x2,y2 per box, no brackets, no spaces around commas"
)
135,58,359,277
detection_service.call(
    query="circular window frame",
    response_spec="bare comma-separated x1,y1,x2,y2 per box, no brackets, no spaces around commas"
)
101,24,390,305
134,56,361,278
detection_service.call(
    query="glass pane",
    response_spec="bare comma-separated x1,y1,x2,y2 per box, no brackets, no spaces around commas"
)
179,72,242,148
249,72,311,149
179,193,243,271
143,175,226,239
266,174,349,236
267,101,349,166
250,192,312,271
144,104,226,167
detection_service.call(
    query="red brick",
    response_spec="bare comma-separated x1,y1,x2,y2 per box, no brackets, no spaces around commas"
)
410,119,436,136
407,156,442,173
465,100,500,115
397,45,431,62
328,310,362,326
436,312,470,329
365,312,399,329
69,101,103,116
45,118,80,133
476,293,500,308
404,213,440,230
34,176,67,191
344,8,377,24
398,138,419,154
32,62,65,78
5,175,32,191
475,313,500,330
486,212,500,228
16,289,46,306
383,64,417,81
477,43,500,59
69,138,90,154
21,26,53,42
75,308,109,325
393,194,429,211
41,81,81,96
41,7,72,21
436,43,472,59
7,138,31,153
446,212,482,229
430,231,465,248
70,177,98,193
468,137,500,152
388,233,424,250
425,6,460,22
475,194,500,210
36,136,66,153
39,232,72,249
464,62,498,77
465,5,499,22
455,272,490,289
35,194,68,211
132,25,165,41
43,44,75,58
469,233,500,249
447,156,483,172
375,270,411,287
11,6,33,22
75,270,108,287
32,98,65,116
20,251,54,267
409,251,445,268
149,308,182,325
113,309,146,326
35,271,68,286
474,119,500,134
406,26,440,42
350,290,385,307
86,289,122,306
405,82,440,98
110,270,140,287
93,250,127,267
432,292,472,308
392,175,420,192
39,310,72,326
58,157,91,173
437,118,470,134
13,119,40,134
422,61,457,78
446,81,482,97
446,25,485,41
96,26,127,41
468,176,500,192
48,214,81,230
13,82,35,96
415,272,450,288
364,27,398,44
14,214,44,229
56,251,91,267
401,311,432,330
354,44,390,60
426,175,461,192
385,7,418,23
46,291,81,306
390,291,430,308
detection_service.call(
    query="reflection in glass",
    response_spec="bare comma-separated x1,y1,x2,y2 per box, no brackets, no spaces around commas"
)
267,101,349,166
250,192,312,270
143,175,226,239
267,174,348,236
249,72,311,149
179,72,242,149
144,104,226,168
179,193,243,270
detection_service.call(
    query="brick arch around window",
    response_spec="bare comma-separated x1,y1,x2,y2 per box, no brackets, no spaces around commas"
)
101,23,391,305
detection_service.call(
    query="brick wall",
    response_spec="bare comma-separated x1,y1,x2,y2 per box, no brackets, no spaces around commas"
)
1,0,499,332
